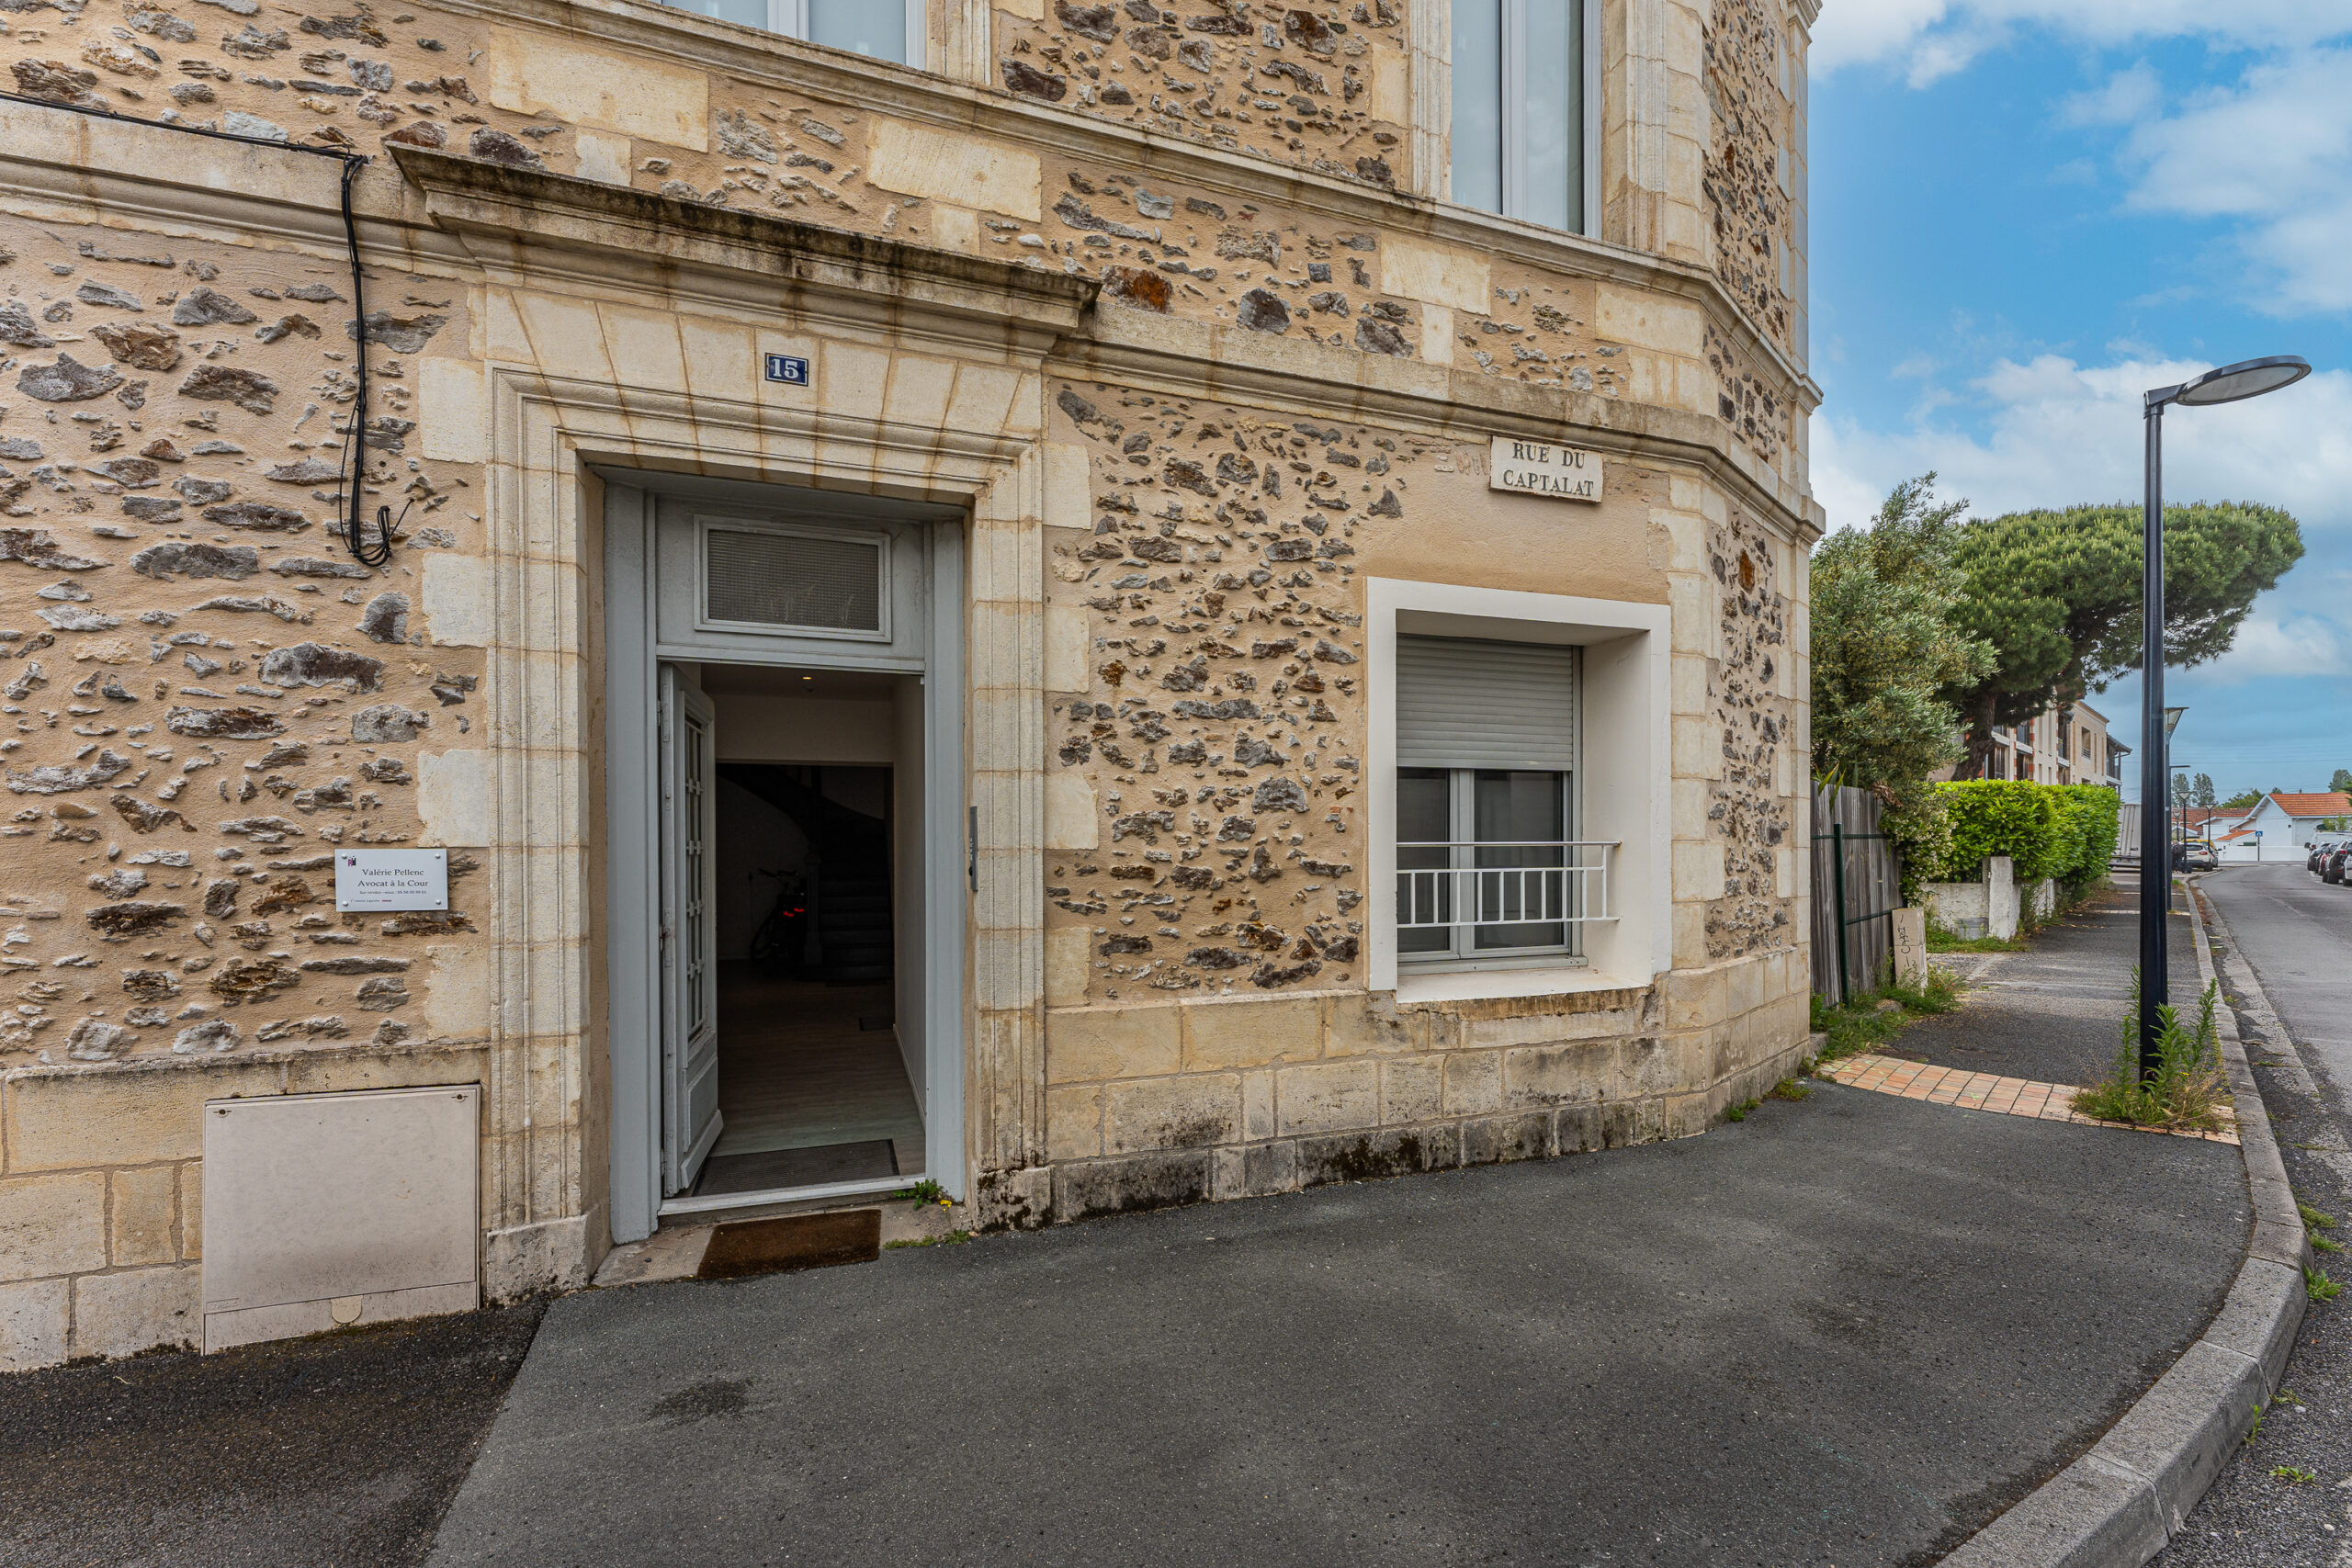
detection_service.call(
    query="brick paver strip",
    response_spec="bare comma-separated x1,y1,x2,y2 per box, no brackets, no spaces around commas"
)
1821,1054,2239,1145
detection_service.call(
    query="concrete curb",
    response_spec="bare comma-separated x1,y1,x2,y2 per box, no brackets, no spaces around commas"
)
1940,880,2310,1567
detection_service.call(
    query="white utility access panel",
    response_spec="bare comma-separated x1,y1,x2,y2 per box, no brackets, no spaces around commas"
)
201,1084,480,1353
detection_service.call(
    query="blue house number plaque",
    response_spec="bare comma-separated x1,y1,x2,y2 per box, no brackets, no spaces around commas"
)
764,354,810,386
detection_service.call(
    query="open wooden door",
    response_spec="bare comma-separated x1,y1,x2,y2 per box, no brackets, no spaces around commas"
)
659,664,722,1196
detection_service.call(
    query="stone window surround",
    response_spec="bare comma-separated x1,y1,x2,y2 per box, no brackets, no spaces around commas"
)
707,0,933,69
1408,0,1605,232
1364,577,1672,1003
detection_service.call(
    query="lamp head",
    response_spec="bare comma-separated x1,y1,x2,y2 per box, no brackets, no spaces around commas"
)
2171,355,2311,408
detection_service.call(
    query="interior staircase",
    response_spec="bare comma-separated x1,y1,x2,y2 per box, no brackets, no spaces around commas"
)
718,761,894,987
816,867,894,986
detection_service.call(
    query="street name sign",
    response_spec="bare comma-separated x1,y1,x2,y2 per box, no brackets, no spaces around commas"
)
1489,437,1603,502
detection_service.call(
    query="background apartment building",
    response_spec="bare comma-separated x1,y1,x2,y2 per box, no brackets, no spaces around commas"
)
0,0,1821,1367
1945,700,2124,787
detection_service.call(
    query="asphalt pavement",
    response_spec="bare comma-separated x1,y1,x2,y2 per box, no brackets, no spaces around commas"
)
2159,862,2352,1566
0,1300,544,1568
428,1087,2245,1568
1898,874,2198,1090
0,876,2271,1567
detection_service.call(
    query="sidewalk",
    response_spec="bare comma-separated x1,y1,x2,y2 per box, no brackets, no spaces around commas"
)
0,885,2264,1568
1901,874,2199,1090
426,1087,2244,1568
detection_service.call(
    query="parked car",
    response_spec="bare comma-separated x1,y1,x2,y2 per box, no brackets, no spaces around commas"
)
2327,843,2352,885
2177,844,2219,872
2312,837,2343,874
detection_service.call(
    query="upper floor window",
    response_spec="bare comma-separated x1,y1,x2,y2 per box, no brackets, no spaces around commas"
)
659,0,924,67
1449,0,1597,236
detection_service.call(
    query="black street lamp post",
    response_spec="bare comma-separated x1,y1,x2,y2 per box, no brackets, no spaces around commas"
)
2138,355,2310,1077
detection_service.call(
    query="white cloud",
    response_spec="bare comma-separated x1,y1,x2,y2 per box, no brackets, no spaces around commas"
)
1811,2,2348,85
1815,354,2352,527
2111,48,2352,314
2210,610,2352,681
1812,353,2352,690
2062,62,2161,127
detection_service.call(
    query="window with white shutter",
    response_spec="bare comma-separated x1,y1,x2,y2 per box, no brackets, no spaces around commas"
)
1395,636,1590,963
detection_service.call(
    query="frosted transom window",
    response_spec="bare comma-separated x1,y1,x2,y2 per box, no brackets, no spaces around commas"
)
702,525,885,636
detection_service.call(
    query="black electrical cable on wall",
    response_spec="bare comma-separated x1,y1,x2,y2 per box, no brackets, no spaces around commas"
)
0,89,392,570
332,153,396,569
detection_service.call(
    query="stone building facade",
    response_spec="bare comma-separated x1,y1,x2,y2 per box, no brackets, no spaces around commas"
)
0,0,1822,1368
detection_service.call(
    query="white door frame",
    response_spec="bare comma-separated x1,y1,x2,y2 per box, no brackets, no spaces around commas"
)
604,475,967,1243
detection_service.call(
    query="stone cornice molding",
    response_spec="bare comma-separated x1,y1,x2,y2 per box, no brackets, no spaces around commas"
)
403,0,1819,409
1059,316,1817,540
396,152,1815,535
0,98,1818,538
1790,0,1823,31
0,96,448,269
390,147,1098,357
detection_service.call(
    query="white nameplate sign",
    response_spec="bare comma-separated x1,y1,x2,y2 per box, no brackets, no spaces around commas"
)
1489,437,1603,502
334,848,449,912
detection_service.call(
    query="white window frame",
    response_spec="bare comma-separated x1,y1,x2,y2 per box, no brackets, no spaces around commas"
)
1368,579,1671,1004
1396,765,1583,968
662,0,926,68
1447,0,1603,240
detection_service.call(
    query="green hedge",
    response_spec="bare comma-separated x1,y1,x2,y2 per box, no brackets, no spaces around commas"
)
1928,780,2119,886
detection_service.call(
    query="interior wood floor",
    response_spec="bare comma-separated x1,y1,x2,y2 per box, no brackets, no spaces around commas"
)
708,966,925,1175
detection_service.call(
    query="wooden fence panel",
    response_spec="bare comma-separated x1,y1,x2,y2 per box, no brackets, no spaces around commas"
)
1810,784,1904,1004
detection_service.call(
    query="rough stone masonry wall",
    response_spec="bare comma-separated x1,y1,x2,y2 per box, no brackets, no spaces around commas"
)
0,0,1796,485
1702,0,1793,354
0,195,490,1365
1028,378,1811,1221
993,0,1408,192
1043,380,1394,1001
0,215,478,1066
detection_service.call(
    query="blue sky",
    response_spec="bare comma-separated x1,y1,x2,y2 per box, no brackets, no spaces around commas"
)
1806,3,2352,803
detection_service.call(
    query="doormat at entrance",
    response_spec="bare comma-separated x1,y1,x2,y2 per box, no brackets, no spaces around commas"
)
695,1139,899,1196
699,1210,882,1280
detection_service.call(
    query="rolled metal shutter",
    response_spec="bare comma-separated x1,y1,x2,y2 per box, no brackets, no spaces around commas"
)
1396,635,1577,771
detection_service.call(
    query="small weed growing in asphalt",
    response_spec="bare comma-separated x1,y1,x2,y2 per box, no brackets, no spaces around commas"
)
2300,1202,2336,1231
1724,1097,1761,1122
2277,1387,2306,1406
2072,973,2227,1133
2273,1466,2318,1483
884,1230,972,1249
1886,970,1962,1014
2246,1404,2266,1443
2306,1267,2341,1302
2315,1235,2344,1254
1769,1077,1811,1102
889,1179,948,1206
1810,970,1964,1066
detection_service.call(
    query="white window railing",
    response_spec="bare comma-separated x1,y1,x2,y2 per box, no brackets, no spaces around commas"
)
1396,840,1618,933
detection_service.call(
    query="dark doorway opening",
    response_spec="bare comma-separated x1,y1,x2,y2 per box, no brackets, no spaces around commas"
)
695,760,922,1197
